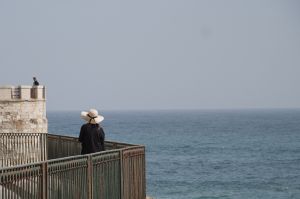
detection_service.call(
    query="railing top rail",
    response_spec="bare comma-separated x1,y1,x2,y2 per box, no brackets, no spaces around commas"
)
46,148,122,164
0,132,47,135
0,160,43,171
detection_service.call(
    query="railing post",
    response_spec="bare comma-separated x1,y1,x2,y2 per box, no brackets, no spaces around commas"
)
59,136,62,157
41,134,47,161
41,162,48,199
44,133,48,161
120,149,124,199
143,146,146,199
87,155,93,199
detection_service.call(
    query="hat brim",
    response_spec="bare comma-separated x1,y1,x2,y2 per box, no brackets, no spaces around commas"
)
81,111,104,124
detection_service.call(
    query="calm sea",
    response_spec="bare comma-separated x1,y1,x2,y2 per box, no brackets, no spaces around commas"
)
48,109,300,199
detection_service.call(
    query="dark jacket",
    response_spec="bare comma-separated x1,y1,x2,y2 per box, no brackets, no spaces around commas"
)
79,123,105,154
33,80,39,86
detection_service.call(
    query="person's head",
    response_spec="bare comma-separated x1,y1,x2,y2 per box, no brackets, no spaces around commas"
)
81,109,104,124
33,77,37,81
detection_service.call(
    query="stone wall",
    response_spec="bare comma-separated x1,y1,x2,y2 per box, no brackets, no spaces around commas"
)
0,100,47,133
0,85,47,133
0,85,47,167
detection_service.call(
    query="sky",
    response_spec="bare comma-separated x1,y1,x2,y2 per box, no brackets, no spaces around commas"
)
0,0,300,111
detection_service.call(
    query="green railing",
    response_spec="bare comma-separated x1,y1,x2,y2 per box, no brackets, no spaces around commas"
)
0,134,146,199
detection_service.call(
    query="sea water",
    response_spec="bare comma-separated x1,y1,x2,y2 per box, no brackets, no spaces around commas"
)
48,109,300,199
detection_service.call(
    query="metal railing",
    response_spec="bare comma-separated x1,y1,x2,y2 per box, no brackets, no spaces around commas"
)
0,133,47,167
47,134,136,160
0,133,146,199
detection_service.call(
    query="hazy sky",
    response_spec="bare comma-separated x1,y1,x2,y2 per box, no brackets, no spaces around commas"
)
1,0,300,111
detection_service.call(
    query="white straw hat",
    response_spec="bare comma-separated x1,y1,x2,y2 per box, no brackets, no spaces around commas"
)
81,109,104,124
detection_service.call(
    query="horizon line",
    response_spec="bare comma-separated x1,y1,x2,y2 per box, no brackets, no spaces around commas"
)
47,107,300,112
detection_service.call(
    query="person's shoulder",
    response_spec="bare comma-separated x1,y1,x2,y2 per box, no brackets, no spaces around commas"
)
81,123,89,128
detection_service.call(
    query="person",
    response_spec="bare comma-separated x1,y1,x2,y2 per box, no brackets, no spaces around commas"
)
33,77,39,86
79,109,105,154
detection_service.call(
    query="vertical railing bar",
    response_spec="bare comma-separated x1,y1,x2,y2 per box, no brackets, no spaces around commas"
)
30,134,33,165
143,147,146,199
50,165,53,199
8,134,10,167
75,161,77,198
30,167,33,199
120,149,124,199
40,134,43,162
41,162,48,199
44,134,47,161
87,155,93,199
35,134,37,163
59,136,62,158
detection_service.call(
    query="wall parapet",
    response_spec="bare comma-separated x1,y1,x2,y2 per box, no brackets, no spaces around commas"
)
0,85,45,100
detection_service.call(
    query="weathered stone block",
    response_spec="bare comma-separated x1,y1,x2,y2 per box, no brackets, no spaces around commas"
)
20,86,31,100
0,86,13,100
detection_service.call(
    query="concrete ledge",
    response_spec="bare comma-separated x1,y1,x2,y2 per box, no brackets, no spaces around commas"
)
0,85,45,100
0,85,15,89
